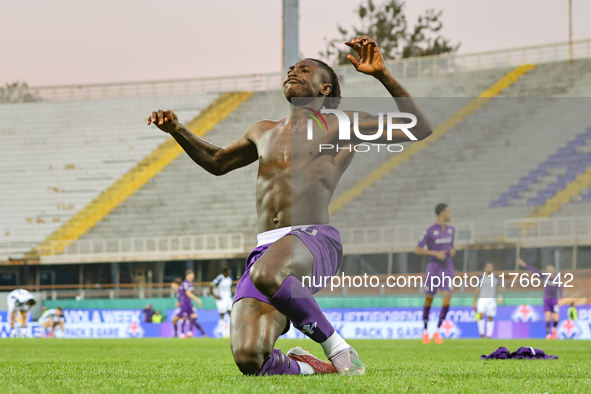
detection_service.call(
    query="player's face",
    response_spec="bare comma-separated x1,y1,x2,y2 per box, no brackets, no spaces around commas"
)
224,269,231,277
186,273,195,282
171,283,179,291
546,265,556,275
440,206,452,222
484,263,493,274
56,309,62,317
283,60,330,102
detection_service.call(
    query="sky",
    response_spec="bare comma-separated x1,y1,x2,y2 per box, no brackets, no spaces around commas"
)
2,0,591,87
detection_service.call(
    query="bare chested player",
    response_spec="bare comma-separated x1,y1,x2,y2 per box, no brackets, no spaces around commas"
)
147,36,432,376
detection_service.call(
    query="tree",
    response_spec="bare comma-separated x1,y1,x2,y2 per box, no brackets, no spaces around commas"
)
0,81,42,104
320,0,460,65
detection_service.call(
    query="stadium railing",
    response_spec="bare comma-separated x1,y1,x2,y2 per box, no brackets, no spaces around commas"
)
0,282,212,301
22,38,591,103
339,222,474,254
22,223,473,264
4,217,590,264
35,233,246,264
506,215,591,252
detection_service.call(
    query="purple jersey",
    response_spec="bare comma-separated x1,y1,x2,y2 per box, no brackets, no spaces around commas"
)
417,223,455,267
525,265,562,300
178,279,194,306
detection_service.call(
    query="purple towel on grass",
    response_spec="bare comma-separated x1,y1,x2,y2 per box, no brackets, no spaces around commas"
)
481,347,558,360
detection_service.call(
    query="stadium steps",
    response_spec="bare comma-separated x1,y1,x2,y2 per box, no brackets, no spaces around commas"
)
79,90,287,241
0,93,219,258
330,59,591,242
530,167,591,218
328,65,536,216
31,92,252,256
78,68,516,242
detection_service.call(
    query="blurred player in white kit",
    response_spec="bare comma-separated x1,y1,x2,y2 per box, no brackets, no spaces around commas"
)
39,306,65,338
472,263,502,338
210,268,234,337
211,268,234,319
7,289,37,338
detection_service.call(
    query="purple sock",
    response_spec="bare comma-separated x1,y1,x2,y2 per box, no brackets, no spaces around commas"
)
546,321,551,334
173,321,178,337
257,348,301,376
423,305,431,329
437,305,450,328
191,318,206,336
269,276,334,343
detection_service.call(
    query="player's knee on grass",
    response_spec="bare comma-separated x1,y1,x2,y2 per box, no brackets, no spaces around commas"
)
232,343,269,375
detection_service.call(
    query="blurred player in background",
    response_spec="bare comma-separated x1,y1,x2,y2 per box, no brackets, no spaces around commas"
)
148,36,433,375
7,288,36,338
415,203,455,344
174,271,206,338
210,268,234,320
518,258,562,339
170,278,184,338
473,263,502,338
568,302,578,321
39,306,64,338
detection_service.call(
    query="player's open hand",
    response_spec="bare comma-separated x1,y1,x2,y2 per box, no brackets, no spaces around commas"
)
345,36,385,77
147,109,179,133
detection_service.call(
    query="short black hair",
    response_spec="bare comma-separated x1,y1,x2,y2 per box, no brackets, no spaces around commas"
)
304,58,341,109
173,278,182,285
435,203,448,216
56,306,63,311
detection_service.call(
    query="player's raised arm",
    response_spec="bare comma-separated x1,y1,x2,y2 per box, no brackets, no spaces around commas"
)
185,288,203,308
517,258,540,275
147,109,260,176
344,36,433,143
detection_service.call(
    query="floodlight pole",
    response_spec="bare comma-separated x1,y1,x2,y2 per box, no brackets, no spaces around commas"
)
283,0,300,73
569,0,573,64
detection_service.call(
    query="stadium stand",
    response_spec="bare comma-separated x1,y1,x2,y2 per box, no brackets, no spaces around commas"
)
0,93,220,258
2,46,591,268
330,59,591,242
77,66,516,244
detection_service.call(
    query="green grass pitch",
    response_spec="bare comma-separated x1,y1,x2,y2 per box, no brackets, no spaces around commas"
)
1,338,590,393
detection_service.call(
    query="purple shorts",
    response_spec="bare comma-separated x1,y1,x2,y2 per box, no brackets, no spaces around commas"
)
424,261,455,296
544,298,559,313
234,224,343,305
176,304,197,318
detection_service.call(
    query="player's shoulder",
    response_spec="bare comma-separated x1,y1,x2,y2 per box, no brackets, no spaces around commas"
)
425,223,439,233
247,119,282,136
